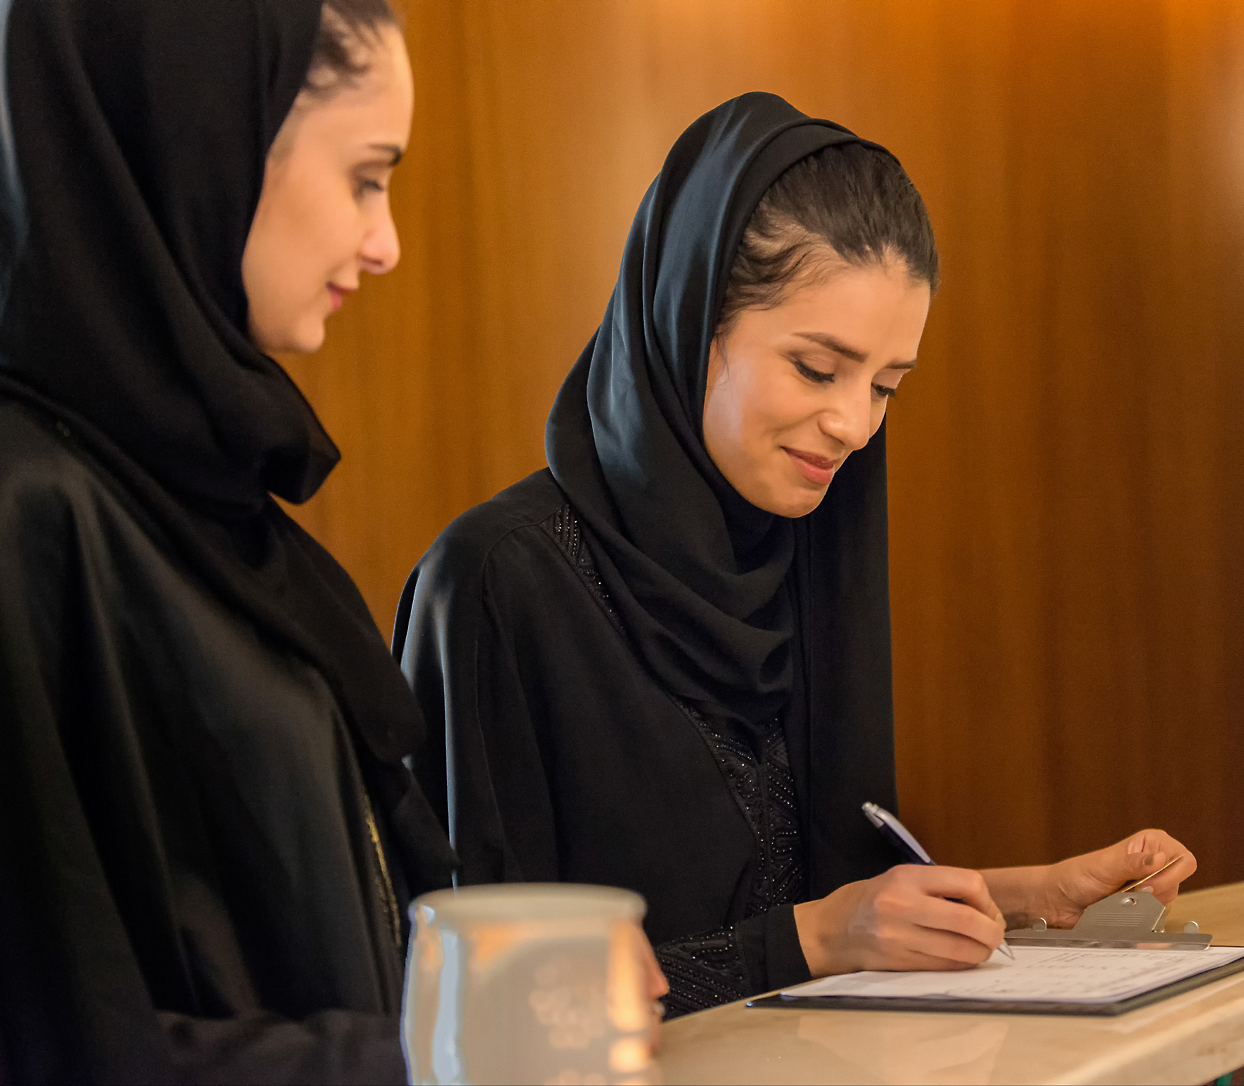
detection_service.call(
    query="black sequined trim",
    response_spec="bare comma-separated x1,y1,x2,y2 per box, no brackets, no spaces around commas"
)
539,502,805,1017
675,703,805,919
542,503,625,636
654,928,752,1019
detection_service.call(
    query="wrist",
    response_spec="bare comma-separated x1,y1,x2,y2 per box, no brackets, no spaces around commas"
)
793,900,820,973
794,899,837,976
793,884,864,977
981,865,1056,930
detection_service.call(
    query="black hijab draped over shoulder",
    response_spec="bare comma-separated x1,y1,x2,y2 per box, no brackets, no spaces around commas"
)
547,92,900,894
0,0,454,885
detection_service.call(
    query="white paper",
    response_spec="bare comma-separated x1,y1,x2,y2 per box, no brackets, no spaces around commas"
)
781,945,1244,1004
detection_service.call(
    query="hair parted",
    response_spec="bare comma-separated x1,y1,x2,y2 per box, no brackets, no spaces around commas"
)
717,142,939,334
303,0,402,97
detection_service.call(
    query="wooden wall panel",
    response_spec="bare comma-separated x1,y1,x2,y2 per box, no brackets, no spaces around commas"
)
290,1,1244,887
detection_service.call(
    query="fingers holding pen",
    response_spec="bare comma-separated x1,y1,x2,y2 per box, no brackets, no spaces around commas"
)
910,894,1006,963
908,865,1006,928
871,867,1006,964
796,864,1007,976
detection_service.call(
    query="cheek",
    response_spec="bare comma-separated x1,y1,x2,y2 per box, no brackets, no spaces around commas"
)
745,376,824,452
705,370,805,490
725,376,819,465
870,398,888,436
708,367,771,456
244,185,354,352
281,175,358,280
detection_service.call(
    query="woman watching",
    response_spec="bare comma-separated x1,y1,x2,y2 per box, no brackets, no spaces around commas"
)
0,1,454,1081
397,92,1196,1018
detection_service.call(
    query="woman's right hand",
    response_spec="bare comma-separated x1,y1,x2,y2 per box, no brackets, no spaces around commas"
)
793,865,1007,976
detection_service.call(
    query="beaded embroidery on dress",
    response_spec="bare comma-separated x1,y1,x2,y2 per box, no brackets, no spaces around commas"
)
541,502,806,1017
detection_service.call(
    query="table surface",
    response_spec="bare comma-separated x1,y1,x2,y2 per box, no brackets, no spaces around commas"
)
657,880,1244,1086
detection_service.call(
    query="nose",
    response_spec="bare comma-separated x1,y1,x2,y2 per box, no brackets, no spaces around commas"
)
819,385,872,452
360,202,401,276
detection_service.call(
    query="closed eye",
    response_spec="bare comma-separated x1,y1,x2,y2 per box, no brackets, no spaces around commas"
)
873,384,899,399
790,356,834,384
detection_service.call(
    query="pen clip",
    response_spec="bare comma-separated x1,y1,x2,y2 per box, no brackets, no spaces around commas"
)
862,801,935,865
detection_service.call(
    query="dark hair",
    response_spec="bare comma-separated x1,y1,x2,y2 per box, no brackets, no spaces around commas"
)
717,142,939,333
303,0,402,97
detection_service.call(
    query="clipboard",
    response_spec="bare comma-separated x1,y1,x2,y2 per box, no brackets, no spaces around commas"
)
748,892,1244,1017
1003,887,1212,950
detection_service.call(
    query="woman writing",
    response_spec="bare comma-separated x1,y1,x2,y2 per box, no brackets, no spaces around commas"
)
397,93,1196,1017
0,1,454,1080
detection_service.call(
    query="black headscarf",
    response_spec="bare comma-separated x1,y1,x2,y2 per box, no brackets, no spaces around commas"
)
547,92,893,729
0,0,455,889
0,0,337,512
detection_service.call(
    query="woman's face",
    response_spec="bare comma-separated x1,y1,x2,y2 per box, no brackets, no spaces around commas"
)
702,258,931,518
242,26,414,355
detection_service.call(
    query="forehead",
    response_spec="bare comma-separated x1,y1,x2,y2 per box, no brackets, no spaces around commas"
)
353,26,413,106
763,262,931,354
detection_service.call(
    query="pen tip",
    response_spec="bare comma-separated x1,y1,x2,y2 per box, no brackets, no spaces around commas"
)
1000,941,1015,960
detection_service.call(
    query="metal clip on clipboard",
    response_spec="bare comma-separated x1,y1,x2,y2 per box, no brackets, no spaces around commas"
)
1006,890,1212,951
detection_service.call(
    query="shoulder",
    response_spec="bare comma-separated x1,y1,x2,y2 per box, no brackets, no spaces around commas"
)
416,469,567,582
396,469,573,652
0,397,181,606
0,397,118,541
0,397,154,648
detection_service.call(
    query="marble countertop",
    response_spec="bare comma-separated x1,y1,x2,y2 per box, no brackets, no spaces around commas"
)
657,880,1244,1085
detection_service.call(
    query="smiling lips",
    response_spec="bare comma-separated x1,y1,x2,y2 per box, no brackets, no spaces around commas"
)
785,447,841,486
327,284,356,311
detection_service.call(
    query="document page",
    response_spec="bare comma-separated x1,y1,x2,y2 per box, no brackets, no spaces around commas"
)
781,946,1244,1004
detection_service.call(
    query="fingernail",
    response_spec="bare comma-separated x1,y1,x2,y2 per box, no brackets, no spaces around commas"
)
1144,854,1155,867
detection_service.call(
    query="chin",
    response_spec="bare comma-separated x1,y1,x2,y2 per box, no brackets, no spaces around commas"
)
278,320,328,356
250,319,327,358
294,319,328,355
786,495,829,518
756,485,829,519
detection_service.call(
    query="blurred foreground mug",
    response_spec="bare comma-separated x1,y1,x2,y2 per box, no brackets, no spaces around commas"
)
403,883,656,1085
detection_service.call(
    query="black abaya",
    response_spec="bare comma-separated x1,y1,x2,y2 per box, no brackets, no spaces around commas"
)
397,94,901,1014
0,389,415,1082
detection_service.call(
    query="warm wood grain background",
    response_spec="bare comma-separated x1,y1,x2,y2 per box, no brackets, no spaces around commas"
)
290,0,1244,888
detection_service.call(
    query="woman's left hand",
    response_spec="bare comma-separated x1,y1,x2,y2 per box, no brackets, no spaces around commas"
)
1039,829,1197,929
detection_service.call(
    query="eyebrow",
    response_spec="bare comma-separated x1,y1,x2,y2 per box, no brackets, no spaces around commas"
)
368,143,404,166
794,331,918,371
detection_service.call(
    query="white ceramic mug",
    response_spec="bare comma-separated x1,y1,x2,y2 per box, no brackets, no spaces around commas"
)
402,883,656,1085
